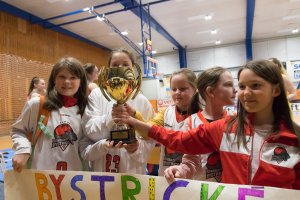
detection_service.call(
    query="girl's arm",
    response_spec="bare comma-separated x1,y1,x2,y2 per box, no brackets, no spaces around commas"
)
164,154,200,183
123,116,224,154
79,136,109,161
293,162,300,189
123,139,156,164
81,88,113,141
11,98,40,172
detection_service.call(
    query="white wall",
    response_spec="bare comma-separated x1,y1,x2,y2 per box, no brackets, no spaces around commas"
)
253,36,300,62
141,36,300,100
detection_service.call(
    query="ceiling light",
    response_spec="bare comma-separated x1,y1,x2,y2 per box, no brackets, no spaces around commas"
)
215,40,221,45
138,42,143,46
96,16,104,21
211,29,218,34
282,14,300,20
292,28,299,33
152,50,157,54
204,15,212,20
121,31,128,35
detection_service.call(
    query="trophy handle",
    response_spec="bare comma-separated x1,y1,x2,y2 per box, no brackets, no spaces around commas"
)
98,66,112,102
131,63,142,100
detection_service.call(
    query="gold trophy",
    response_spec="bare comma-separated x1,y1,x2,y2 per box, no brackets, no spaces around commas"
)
98,64,142,144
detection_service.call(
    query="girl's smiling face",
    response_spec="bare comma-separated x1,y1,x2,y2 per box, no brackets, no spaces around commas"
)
238,69,280,116
55,69,80,97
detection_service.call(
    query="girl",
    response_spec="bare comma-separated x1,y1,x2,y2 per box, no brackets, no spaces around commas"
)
269,57,297,101
164,67,236,183
83,63,99,93
27,76,46,99
11,57,88,172
113,68,197,176
80,47,155,174
119,60,300,190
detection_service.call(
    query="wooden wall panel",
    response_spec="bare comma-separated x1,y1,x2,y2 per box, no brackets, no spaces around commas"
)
0,11,110,65
0,12,111,136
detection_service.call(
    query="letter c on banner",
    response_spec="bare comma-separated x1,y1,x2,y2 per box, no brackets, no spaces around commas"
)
163,180,189,200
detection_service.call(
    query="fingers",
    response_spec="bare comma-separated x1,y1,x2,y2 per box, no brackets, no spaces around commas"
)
114,141,123,148
164,169,176,184
12,156,25,173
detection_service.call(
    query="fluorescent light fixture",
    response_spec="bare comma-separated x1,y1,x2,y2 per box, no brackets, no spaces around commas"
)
292,28,299,33
138,42,143,46
152,50,157,54
215,40,221,45
96,16,104,21
204,15,212,20
121,31,128,35
82,7,90,11
282,14,300,20
211,29,218,34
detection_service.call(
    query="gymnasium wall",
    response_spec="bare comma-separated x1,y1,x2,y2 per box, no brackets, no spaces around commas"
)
0,12,111,136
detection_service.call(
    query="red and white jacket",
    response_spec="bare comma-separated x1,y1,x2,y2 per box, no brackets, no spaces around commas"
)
149,116,300,190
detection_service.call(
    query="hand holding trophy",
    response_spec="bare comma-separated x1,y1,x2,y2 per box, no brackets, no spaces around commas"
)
98,61,142,144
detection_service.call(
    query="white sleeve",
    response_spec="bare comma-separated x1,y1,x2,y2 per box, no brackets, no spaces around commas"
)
81,88,114,141
126,139,156,163
10,97,40,155
79,136,109,161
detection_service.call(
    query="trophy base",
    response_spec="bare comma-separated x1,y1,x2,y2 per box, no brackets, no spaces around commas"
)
110,128,136,144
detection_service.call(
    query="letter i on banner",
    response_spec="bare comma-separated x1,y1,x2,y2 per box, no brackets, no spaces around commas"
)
148,178,155,200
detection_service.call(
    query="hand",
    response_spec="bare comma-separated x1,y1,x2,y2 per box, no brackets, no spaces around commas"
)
123,140,139,153
12,153,30,173
105,140,123,148
164,166,183,184
124,103,136,117
111,104,129,124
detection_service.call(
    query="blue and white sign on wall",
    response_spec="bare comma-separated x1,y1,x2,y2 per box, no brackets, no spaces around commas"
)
287,60,300,82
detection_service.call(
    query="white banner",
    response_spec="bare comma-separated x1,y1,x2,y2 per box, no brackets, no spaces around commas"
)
4,169,300,200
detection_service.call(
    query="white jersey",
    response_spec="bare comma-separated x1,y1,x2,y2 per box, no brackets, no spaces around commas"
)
80,88,156,174
11,97,84,171
158,105,187,176
181,111,233,182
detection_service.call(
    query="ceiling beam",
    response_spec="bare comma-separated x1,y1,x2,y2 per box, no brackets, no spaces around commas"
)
245,0,256,61
32,1,121,24
120,0,183,50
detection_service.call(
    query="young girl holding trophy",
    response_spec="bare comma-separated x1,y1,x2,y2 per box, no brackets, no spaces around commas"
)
80,48,155,174
115,60,300,189
114,68,198,176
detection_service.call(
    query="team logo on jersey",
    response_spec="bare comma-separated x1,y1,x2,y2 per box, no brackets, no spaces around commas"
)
271,146,290,164
206,152,222,182
52,123,77,151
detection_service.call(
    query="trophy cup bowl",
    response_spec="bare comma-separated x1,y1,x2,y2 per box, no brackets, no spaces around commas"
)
98,65,142,144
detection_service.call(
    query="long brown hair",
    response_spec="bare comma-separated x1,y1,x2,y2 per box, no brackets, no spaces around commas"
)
28,76,41,96
44,57,88,115
226,60,296,148
189,67,228,114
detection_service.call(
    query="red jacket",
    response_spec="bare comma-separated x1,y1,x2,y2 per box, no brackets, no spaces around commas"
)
149,117,300,190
